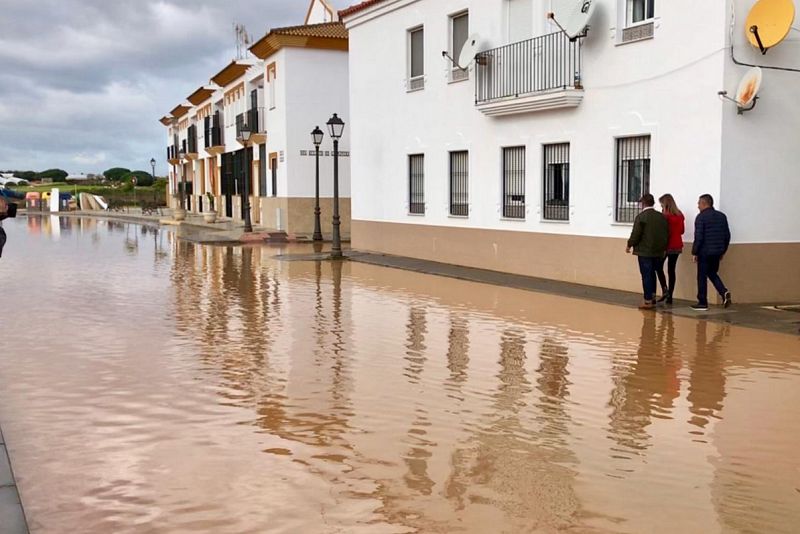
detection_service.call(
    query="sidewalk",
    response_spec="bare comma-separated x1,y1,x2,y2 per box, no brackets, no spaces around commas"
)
0,426,28,534
332,251,799,336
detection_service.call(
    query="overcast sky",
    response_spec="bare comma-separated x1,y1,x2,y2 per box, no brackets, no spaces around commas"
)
0,0,351,176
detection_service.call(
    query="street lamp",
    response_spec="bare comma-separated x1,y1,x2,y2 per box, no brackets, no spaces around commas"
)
326,113,345,258
311,126,324,241
237,124,254,233
150,158,156,181
178,148,186,211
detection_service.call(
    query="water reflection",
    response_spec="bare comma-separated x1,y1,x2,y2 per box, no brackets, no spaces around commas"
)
1,216,800,533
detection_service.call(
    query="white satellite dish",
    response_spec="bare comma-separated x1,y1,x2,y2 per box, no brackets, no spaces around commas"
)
458,34,481,69
550,0,597,40
717,67,762,114
735,67,763,108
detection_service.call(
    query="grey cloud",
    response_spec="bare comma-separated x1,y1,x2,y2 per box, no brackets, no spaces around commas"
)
0,0,352,175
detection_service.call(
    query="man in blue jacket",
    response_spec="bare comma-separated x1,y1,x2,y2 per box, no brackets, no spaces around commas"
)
691,194,732,311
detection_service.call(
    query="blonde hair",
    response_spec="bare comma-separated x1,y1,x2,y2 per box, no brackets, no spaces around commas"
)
658,194,682,216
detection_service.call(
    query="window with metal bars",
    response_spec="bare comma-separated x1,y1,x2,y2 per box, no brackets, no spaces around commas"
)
409,154,425,214
449,151,469,216
502,146,526,219
543,143,570,221
615,136,651,223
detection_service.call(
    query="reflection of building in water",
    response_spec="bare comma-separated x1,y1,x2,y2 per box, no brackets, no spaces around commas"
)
443,329,582,530
607,313,681,452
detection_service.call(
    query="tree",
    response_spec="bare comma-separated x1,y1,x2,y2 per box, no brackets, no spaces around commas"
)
103,167,131,181
122,170,154,187
37,169,68,182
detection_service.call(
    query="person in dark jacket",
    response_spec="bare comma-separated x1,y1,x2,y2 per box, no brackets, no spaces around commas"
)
691,194,731,311
627,194,669,309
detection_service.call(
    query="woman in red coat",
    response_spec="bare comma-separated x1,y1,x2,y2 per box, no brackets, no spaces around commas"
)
655,194,685,304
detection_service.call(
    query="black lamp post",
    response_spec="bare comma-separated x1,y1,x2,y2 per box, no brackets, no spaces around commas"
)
178,148,186,211
150,158,156,181
311,126,324,241
326,113,345,258
238,124,254,233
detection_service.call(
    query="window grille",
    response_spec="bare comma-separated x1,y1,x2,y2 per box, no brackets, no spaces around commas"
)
615,136,651,223
449,151,469,216
502,146,526,219
409,154,425,214
543,143,570,221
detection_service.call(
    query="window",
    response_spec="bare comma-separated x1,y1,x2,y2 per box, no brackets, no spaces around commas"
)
615,136,651,223
409,154,425,214
449,151,469,216
269,80,276,109
543,143,570,221
408,27,425,91
450,12,469,82
502,146,526,219
627,0,655,25
259,144,267,197
507,0,533,43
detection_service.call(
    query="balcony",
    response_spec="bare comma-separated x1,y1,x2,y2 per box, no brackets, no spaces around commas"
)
475,31,583,117
236,107,267,144
167,145,180,165
186,125,199,159
204,112,224,155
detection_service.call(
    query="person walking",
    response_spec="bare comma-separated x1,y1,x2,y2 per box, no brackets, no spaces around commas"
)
691,194,732,311
626,194,669,310
654,194,685,304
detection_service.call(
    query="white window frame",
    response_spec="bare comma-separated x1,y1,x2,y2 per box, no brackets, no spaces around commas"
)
616,0,657,44
626,0,655,26
407,25,425,92
449,10,470,83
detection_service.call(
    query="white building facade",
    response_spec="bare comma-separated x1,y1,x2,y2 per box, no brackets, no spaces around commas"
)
162,4,351,238
342,0,800,303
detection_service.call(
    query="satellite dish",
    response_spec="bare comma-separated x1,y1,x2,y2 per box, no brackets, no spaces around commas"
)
550,0,597,40
735,67,763,108
745,0,795,54
458,34,481,69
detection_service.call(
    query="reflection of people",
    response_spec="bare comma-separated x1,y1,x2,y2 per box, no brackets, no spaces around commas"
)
626,194,669,309
687,320,728,431
691,194,732,311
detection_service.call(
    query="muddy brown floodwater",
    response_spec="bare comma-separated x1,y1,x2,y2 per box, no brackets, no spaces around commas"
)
1,216,799,533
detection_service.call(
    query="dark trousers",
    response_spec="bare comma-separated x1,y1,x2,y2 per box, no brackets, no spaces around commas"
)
637,256,659,301
656,253,680,296
697,255,728,305
0,227,6,258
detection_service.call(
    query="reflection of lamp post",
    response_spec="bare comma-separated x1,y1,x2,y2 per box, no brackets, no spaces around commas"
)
237,124,254,233
326,113,345,258
311,126,324,241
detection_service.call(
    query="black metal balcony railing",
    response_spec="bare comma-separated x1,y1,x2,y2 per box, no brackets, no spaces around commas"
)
187,125,198,153
235,107,266,139
204,112,223,148
475,31,582,105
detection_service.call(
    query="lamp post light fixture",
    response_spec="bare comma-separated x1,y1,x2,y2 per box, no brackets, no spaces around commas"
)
237,124,254,233
326,113,345,258
311,126,324,241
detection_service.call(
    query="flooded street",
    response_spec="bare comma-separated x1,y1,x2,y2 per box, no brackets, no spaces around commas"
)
1,216,799,533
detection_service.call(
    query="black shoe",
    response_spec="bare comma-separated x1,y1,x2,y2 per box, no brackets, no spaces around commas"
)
657,291,670,303
691,303,709,311
723,291,732,308
665,296,673,305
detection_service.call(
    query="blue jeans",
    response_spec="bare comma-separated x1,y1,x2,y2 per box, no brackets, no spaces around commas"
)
637,256,659,301
697,255,728,306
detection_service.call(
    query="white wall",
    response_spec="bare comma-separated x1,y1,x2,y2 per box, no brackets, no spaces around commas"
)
263,49,290,198
284,47,351,198
346,0,728,241
719,0,800,244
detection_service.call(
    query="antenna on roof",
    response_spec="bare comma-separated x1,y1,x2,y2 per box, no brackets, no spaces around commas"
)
234,23,253,59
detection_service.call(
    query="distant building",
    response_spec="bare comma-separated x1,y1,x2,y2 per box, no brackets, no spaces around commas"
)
160,0,351,238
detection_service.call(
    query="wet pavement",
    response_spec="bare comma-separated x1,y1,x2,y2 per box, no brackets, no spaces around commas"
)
1,215,799,533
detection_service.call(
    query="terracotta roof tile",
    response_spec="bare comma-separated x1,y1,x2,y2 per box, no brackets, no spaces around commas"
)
270,21,348,40
339,0,386,18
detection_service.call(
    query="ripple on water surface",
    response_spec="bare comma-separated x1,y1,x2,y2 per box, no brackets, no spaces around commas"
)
0,216,799,533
